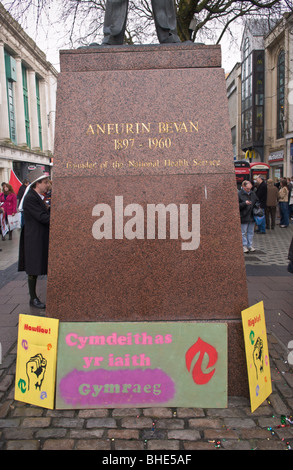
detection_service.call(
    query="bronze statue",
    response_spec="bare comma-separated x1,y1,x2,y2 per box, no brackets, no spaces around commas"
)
102,0,181,45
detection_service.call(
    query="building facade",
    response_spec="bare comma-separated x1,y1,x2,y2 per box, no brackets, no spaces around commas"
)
0,4,58,184
226,62,242,161
227,13,293,180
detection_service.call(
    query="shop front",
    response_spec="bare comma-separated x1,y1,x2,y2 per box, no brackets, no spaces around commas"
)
268,150,284,181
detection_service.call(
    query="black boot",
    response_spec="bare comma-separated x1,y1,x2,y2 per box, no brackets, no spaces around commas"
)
28,275,46,309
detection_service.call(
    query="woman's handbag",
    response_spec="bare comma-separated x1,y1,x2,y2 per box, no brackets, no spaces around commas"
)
8,212,21,230
253,203,264,217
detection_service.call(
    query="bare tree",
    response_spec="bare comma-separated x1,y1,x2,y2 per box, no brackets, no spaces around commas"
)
2,0,293,47
177,0,293,43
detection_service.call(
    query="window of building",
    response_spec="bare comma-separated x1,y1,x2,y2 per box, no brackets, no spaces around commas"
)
277,49,285,139
35,76,43,150
4,50,17,144
231,126,236,158
241,37,265,150
254,50,265,143
242,108,253,144
241,38,253,146
22,65,31,148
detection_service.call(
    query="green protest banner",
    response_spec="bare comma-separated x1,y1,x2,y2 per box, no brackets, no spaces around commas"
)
56,322,227,409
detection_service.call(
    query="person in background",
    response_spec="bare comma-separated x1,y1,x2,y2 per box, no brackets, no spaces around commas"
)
288,177,293,221
17,179,29,206
18,169,50,309
238,180,258,253
274,178,281,189
278,178,289,228
265,179,279,230
0,183,17,240
255,175,267,234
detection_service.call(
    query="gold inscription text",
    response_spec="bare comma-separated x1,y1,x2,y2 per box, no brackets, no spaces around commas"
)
86,120,198,136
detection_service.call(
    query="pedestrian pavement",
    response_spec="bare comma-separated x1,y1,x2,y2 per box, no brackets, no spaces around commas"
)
0,224,292,451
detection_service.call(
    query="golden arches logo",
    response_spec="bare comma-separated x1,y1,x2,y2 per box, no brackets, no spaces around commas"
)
245,150,256,160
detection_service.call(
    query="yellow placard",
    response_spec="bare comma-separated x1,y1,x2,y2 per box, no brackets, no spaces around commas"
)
15,314,59,409
241,302,272,413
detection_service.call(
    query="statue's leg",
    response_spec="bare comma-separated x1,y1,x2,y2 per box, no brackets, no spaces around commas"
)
102,0,129,45
151,0,180,43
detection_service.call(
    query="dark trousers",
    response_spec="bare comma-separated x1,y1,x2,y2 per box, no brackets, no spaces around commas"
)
265,206,276,229
103,0,180,44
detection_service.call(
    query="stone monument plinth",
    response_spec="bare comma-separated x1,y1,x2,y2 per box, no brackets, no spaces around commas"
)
47,44,249,397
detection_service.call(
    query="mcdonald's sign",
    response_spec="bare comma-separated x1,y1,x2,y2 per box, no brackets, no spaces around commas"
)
245,150,256,161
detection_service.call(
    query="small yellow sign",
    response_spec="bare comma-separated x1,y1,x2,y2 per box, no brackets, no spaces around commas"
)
241,302,272,413
15,314,59,409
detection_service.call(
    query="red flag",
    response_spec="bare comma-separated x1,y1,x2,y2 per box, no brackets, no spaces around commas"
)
9,170,22,195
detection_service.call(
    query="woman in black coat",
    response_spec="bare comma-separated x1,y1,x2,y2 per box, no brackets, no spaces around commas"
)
18,169,50,308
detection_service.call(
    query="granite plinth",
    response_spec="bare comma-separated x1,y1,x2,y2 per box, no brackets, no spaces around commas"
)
47,44,249,396
48,173,246,321
60,43,221,72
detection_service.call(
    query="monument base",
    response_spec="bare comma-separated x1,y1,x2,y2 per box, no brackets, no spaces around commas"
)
47,44,249,398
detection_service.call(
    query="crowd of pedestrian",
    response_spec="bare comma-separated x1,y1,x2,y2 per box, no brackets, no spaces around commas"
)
238,174,293,273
